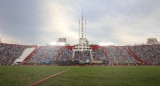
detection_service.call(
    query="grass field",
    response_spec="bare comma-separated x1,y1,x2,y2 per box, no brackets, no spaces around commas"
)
0,66,160,86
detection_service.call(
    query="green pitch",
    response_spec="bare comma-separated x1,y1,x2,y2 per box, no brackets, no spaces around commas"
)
0,66,160,86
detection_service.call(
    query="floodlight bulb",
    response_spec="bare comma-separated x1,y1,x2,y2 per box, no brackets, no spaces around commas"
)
50,42,57,45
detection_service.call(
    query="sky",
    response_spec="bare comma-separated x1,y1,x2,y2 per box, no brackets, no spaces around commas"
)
0,0,160,45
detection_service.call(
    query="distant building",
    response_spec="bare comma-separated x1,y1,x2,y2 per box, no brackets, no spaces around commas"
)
57,38,67,46
58,38,66,43
147,38,160,45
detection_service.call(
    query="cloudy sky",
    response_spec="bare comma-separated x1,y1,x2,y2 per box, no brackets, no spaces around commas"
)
0,0,160,45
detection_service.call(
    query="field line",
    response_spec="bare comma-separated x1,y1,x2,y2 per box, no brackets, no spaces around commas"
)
28,68,70,86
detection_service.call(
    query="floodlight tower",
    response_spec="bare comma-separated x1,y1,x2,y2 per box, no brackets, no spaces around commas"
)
85,17,86,39
72,11,93,62
81,11,84,38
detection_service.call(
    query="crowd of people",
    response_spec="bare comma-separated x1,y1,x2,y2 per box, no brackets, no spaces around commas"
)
92,48,106,62
59,47,72,61
73,51,91,62
0,43,27,65
1,43,160,65
129,45,160,65
28,46,61,63
117,47,138,63
103,47,125,63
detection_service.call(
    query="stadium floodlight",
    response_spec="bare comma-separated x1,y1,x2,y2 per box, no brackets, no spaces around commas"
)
49,42,57,46
58,42,66,46
98,42,114,46
49,42,66,46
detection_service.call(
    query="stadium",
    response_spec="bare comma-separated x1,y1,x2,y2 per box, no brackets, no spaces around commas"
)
1,15,160,66
0,0,160,86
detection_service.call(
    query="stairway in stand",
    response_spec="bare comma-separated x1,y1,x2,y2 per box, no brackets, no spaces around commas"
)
125,46,147,65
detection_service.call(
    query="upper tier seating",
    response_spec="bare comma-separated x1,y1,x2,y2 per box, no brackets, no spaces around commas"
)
28,46,61,63
129,45,160,65
0,43,160,65
0,43,27,65
73,51,91,62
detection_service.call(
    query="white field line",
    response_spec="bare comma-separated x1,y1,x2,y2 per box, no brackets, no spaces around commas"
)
28,68,70,86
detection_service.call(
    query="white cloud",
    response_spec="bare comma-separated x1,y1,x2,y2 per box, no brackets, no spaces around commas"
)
36,1,80,45
86,8,160,45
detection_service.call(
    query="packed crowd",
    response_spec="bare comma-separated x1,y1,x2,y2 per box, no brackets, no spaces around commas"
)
103,47,125,63
74,51,91,62
28,46,61,63
129,45,160,65
1,43,160,65
117,47,138,63
92,48,106,61
90,47,139,64
0,43,27,65
59,47,72,61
